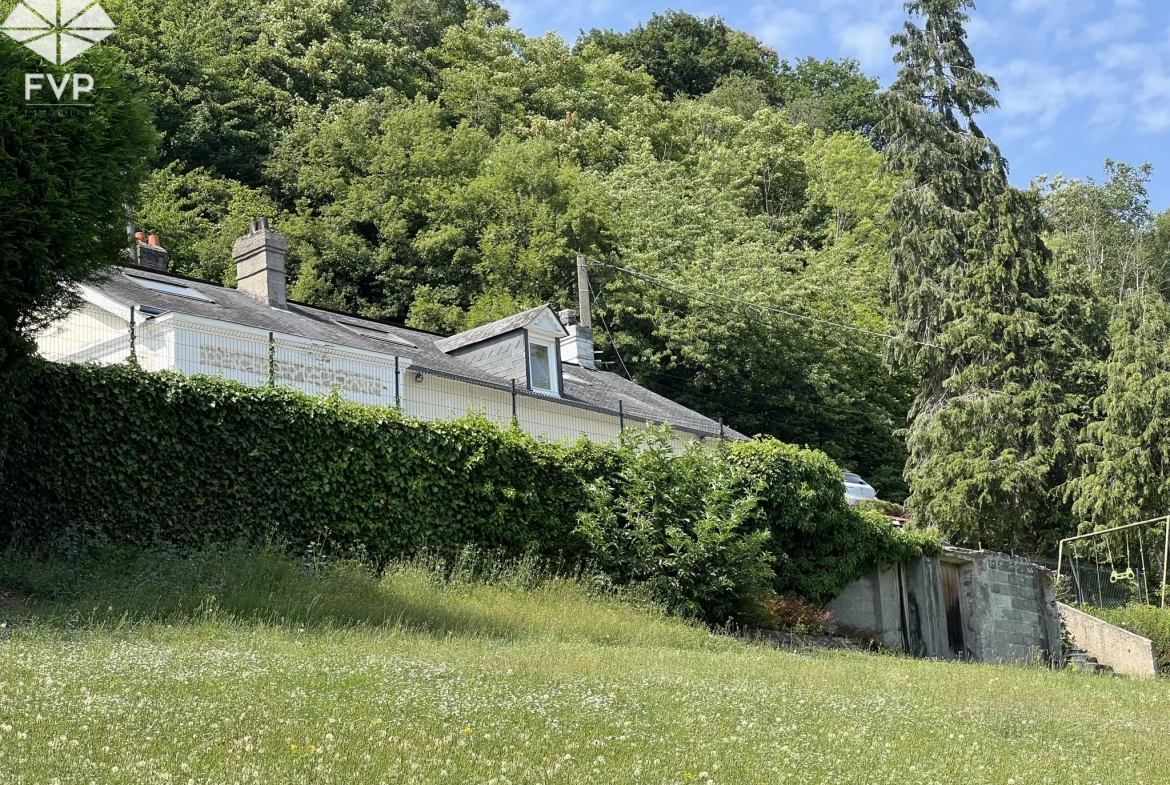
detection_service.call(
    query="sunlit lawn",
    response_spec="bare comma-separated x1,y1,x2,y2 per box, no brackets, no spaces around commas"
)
0,548,1165,784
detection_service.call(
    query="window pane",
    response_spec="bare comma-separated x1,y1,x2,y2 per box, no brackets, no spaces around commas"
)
529,343,551,390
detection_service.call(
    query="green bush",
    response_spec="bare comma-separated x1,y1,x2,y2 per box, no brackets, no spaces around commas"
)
750,595,834,635
0,362,610,562
576,429,773,624
1080,604,1170,673
728,438,940,605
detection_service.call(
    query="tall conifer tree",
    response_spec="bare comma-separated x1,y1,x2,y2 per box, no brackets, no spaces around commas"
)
1071,290,1170,527
883,0,1068,550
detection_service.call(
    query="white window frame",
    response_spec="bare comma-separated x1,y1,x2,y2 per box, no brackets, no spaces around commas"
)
527,337,559,396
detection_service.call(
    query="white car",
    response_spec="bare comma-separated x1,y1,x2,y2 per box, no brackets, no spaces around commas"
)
843,472,877,505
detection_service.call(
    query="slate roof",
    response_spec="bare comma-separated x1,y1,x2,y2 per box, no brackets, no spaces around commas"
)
435,305,564,353
86,267,746,439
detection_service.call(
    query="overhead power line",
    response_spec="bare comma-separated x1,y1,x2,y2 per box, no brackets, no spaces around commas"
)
586,257,943,350
587,279,632,380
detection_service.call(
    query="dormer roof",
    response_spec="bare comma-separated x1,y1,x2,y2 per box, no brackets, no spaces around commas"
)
435,305,567,354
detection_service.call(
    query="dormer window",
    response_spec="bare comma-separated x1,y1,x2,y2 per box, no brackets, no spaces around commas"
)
435,304,567,397
528,339,557,394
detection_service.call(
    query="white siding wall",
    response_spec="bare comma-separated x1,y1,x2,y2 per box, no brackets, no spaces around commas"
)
37,306,715,448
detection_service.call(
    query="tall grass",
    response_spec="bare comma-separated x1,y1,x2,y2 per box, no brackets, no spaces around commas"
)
0,545,718,649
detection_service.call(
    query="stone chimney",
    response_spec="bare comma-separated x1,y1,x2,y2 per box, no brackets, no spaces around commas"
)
558,308,595,369
232,217,287,309
132,231,170,272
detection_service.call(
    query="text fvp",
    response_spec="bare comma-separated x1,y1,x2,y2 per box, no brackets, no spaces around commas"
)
25,74,94,102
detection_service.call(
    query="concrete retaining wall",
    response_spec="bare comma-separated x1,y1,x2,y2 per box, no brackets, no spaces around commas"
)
1059,602,1158,678
826,564,905,651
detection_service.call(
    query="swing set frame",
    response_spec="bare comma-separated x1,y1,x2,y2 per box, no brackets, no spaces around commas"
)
1056,515,1170,608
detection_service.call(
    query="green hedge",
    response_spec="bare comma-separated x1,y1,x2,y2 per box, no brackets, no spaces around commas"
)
0,363,938,608
0,363,614,561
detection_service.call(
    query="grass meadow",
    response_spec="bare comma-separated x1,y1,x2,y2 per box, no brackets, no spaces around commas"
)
0,547,1167,784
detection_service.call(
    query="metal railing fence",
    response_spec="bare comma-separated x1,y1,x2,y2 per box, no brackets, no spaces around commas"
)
35,303,727,447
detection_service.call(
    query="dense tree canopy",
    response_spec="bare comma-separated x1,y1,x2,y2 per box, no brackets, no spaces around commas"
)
111,0,915,498
105,0,500,186
578,11,783,99
580,11,882,137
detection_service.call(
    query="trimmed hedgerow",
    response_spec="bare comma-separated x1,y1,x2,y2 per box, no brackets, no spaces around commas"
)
0,362,939,617
0,362,613,561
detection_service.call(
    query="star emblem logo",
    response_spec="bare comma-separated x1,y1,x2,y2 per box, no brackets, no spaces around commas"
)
1,0,115,65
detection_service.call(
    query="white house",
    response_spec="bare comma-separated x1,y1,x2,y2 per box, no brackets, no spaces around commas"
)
37,219,743,446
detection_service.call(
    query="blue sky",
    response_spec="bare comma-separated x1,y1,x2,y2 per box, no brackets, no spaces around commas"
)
502,0,1170,210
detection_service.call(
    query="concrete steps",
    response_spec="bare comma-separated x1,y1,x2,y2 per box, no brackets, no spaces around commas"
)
1066,647,1115,676
1058,602,1158,678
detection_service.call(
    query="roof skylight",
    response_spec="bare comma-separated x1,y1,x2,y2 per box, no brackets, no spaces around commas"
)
335,319,417,348
124,274,214,303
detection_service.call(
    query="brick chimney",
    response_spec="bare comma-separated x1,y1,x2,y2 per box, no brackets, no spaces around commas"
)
132,231,170,272
232,217,287,309
558,308,595,369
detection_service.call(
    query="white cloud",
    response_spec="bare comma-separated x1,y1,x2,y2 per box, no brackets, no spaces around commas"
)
835,22,893,69
1095,42,1151,69
1081,13,1143,45
964,13,996,47
1011,0,1064,10
749,6,817,52
1134,68,1170,131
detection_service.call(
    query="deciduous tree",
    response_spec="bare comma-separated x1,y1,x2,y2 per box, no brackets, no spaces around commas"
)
0,39,154,375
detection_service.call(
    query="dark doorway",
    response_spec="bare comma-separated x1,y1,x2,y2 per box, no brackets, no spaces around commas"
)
941,562,966,658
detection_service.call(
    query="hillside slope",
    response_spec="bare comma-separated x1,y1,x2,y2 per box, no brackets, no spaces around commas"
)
0,549,1163,784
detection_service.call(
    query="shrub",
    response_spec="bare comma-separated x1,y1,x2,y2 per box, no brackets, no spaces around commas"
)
856,498,907,519
728,438,940,605
751,596,833,635
576,428,773,624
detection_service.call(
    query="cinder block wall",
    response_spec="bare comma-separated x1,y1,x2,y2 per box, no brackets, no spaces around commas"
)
949,549,1061,665
826,548,1061,666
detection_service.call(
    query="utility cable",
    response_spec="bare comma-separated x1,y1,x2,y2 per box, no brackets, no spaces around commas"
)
588,279,632,380
595,274,874,357
585,265,897,418
639,367,886,419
